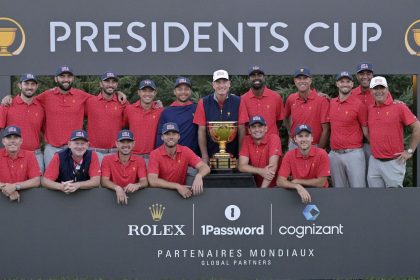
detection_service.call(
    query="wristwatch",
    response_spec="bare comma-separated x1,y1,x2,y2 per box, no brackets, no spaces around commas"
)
407,148,414,155
15,185,22,191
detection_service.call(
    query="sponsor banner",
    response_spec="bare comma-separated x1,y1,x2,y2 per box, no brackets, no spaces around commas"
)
1,187,420,279
0,0,419,75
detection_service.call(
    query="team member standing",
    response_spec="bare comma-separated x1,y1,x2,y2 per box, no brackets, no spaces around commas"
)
124,79,163,161
0,74,45,172
101,130,148,205
238,116,282,188
85,71,125,163
277,124,330,204
42,130,101,194
329,71,368,188
284,68,330,150
241,66,284,137
367,76,420,188
0,126,41,202
156,77,198,155
148,122,210,199
193,70,248,163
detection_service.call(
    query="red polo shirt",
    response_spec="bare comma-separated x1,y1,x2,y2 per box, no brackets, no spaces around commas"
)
239,134,282,187
241,87,284,135
284,89,330,144
279,146,330,188
0,149,41,183
101,153,147,188
124,101,163,154
351,85,393,106
85,93,125,149
0,95,45,151
43,151,101,181
148,144,202,185
368,98,418,159
193,97,249,126
35,87,91,147
329,95,368,150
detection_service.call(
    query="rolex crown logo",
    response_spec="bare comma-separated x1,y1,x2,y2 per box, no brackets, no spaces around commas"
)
149,203,165,221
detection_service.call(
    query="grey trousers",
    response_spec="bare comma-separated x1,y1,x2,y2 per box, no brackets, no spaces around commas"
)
329,148,366,188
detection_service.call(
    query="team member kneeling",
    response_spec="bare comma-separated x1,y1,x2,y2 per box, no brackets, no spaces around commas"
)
148,122,210,199
101,130,148,205
42,130,101,194
276,124,330,204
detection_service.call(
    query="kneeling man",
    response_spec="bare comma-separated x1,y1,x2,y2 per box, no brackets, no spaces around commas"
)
101,130,148,204
148,122,210,198
42,130,100,193
276,124,330,203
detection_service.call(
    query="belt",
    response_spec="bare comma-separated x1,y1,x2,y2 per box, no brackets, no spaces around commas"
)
377,158,395,162
91,148,118,154
333,149,355,154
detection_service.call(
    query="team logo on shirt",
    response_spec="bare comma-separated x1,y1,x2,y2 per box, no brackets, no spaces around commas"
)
0,17,26,57
404,19,420,56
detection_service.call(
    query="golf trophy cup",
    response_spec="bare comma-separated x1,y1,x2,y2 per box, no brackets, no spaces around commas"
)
0,28,17,56
414,29,420,51
207,121,238,171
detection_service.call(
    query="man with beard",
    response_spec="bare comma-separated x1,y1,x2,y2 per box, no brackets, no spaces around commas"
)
156,77,198,155
238,116,282,188
329,71,368,188
42,130,101,193
124,79,163,163
284,68,330,150
148,122,210,199
0,126,41,202
241,66,284,137
0,74,45,172
85,71,125,163
193,70,248,164
276,124,330,204
367,76,420,188
101,130,148,205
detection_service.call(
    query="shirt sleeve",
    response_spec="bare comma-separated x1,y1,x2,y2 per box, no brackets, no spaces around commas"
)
26,151,42,179
320,97,330,124
137,157,147,179
88,152,101,177
147,152,160,175
43,153,60,181
400,104,418,126
278,152,292,178
101,156,112,178
268,134,282,157
193,99,206,126
276,94,285,121
238,137,250,157
316,149,331,178
238,99,249,125
186,147,202,168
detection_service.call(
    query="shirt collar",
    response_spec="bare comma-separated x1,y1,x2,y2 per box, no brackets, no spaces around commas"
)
296,146,316,158
15,95,39,105
158,144,182,157
97,92,119,102
1,148,24,159
250,86,269,98
53,87,74,95
112,152,136,163
298,88,317,101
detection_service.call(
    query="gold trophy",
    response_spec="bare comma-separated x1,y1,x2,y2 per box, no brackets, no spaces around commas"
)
0,28,17,56
413,29,420,47
207,121,238,171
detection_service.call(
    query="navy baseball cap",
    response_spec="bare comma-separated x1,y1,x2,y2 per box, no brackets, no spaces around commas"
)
294,68,311,78
249,115,266,126
174,77,191,88
139,79,156,90
356,62,373,73
162,122,180,134
295,124,312,135
117,129,134,141
248,65,265,76
336,71,353,81
55,65,73,76
101,71,118,81
2,125,21,138
20,73,38,83
70,130,88,141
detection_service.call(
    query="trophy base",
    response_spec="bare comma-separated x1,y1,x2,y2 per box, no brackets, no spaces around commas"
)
210,153,237,172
